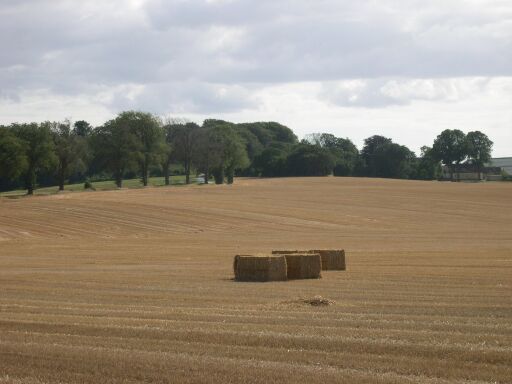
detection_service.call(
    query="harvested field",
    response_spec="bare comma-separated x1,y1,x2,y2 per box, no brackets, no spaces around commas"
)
0,177,511,384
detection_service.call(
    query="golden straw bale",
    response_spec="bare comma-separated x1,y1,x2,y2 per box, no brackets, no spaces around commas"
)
272,249,346,271
233,255,287,282
282,253,322,279
312,249,346,270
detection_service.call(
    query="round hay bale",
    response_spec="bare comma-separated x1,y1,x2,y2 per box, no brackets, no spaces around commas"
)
233,255,287,282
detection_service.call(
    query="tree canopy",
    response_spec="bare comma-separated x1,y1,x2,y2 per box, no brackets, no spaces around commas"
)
0,126,27,181
0,112,498,194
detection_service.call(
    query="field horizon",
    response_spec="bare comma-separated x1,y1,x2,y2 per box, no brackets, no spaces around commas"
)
1,177,511,383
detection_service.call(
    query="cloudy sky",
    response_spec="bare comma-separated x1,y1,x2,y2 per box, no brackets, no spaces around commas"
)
1,0,511,156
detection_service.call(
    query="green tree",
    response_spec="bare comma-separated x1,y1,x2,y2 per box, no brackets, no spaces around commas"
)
206,122,249,184
379,143,416,179
305,133,359,176
414,146,441,180
73,120,93,137
161,123,174,186
167,121,201,184
466,131,493,179
51,121,87,191
90,119,139,188
361,135,416,179
253,144,291,177
240,122,298,147
12,123,56,195
286,143,335,176
360,135,393,177
431,129,467,180
234,126,264,175
192,126,215,184
118,111,164,186
0,126,28,182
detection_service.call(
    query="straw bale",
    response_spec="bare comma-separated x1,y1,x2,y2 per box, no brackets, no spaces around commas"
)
312,249,346,270
282,253,322,279
273,249,346,270
233,255,287,282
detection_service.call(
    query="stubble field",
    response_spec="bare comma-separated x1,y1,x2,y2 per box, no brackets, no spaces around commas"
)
0,177,511,383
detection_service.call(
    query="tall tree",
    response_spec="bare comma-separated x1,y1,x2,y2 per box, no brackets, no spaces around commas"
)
361,135,416,179
11,123,56,195
431,129,467,180
253,144,291,177
206,122,249,184
119,111,164,186
378,143,416,179
90,119,138,188
360,135,393,177
161,124,174,186
466,131,493,179
51,121,87,191
0,126,27,182
168,121,201,184
192,126,214,184
305,133,359,176
414,146,441,180
73,120,93,137
286,143,335,177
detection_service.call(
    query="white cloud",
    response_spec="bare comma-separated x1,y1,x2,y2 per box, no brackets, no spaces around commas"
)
319,78,493,107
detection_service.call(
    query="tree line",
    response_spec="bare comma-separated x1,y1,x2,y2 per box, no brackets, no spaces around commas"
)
0,111,494,194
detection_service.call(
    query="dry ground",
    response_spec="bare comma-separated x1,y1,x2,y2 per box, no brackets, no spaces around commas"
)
0,177,511,384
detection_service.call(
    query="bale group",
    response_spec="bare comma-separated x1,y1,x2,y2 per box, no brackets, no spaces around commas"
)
234,249,345,281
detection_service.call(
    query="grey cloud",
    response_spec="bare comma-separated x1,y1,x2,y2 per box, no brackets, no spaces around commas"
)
0,0,511,113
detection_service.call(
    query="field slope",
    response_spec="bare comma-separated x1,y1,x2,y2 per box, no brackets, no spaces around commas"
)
0,177,511,383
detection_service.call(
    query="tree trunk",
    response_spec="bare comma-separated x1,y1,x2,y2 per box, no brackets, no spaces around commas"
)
58,159,67,191
226,167,234,184
185,156,191,184
26,168,35,195
142,169,148,186
163,158,170,185
213,167,224,184
58,164,65,191
58,169,64,191
203,154,210,184
142,156,149,187
115,170,123,188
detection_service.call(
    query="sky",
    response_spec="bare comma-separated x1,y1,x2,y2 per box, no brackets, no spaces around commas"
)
1,0,511,156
